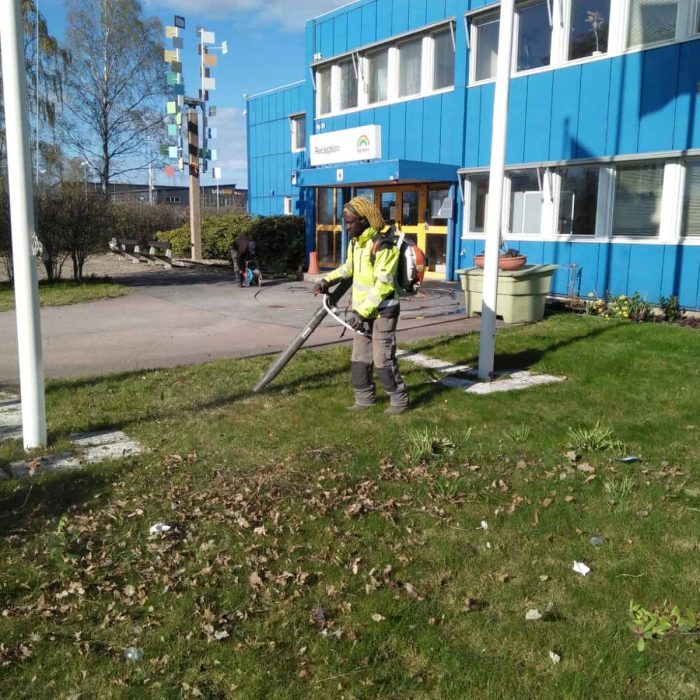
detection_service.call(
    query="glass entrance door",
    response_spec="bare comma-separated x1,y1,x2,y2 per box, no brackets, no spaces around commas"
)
375,184,450,280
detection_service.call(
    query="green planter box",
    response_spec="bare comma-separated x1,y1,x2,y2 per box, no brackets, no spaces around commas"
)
456,264,559,323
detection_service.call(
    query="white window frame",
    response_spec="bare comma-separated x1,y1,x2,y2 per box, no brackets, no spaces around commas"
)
290,114,306,152
461,153,700,245
469,10,500,85
283,196,293,216
465,1,700,85
313,20,455,119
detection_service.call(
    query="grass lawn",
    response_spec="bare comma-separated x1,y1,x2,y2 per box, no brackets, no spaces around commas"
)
0,278,130,312
0,314,698,698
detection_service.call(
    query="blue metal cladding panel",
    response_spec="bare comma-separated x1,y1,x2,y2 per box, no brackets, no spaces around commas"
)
319,19,334,57
673,41,700,150
464,87,482,167
408,0,428,30
347,7,363,49
374,107,391,158
549,65,581,161
391,0,409,35
421,94,441,163
638,45,679,152
627,245,664,301
662,244,700,308
389,102,407,159
361,2,378,44
478,83,495,166
439,93,457,164
505,78,527,164
523,72,553,162
334,13,348,55
607,53,643,155
605,244,632,297
375,0,393,42
427,0,448,23
405,101,424,160
345,111,361,129
576,60,610,158
568,243,601,297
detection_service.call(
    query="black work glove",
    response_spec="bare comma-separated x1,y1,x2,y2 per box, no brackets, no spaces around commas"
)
347,312,367,332
312,279,330,295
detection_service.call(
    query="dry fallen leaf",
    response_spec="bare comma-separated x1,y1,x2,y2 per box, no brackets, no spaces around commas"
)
371,613,386,622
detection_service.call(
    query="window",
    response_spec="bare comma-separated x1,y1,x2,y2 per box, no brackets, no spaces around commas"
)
568,0,611,59
366,48,389,104
290,114,305,151
681,160,700,236
509,170,542,234
612,162,664,236
398,37,423,97
284,197,293,216
433,29,454,89
338,59,358,110
317,188,334,225
317,66,332,115
627,0,679,48
558,166,599,235
467,175,489,232
472,14,499,82
166,196,181,204
516,1,551,72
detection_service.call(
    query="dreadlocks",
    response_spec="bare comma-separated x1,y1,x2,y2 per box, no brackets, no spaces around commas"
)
343,196,386,232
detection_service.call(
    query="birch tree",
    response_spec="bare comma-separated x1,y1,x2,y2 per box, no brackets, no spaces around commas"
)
62,0,165,194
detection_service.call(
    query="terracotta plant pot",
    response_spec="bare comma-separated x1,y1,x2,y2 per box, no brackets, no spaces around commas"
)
473,254,528,271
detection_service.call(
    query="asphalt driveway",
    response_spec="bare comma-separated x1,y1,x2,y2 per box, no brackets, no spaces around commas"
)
0,259,476,386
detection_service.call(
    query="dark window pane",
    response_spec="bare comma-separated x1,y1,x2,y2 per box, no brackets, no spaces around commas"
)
402,191,419,226
517,1,551,71
559,166,599,235
569,0,611,59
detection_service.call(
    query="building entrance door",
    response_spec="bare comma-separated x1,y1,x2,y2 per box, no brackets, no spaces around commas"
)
375,184,450,279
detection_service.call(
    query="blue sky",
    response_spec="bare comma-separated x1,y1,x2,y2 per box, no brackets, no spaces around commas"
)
39,0,347,188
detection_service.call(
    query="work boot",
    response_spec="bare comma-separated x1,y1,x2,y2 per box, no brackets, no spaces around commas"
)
347,403,373,412
384,404,409,416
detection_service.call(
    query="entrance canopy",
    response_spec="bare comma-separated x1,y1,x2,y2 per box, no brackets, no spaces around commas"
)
297,159,459,188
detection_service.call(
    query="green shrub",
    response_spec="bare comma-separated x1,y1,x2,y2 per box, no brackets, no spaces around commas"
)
158,212,253,259
159,214,306,275
248,215,305,276
109,203,187,245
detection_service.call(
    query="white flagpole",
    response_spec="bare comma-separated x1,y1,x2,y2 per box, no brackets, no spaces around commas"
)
1,0,47,448
478,0,515,380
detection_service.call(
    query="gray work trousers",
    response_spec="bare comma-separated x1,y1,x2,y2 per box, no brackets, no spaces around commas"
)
350,314,409,408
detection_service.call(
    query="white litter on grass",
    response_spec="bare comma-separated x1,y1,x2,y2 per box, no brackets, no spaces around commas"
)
149,523,171,535
549,651,561,664
479,520,489,530
573,561,591,576
525,608,543,621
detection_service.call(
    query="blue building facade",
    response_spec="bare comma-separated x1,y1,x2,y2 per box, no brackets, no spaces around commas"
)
247,0,700,309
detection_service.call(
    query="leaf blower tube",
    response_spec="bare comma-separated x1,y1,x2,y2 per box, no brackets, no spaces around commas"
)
252,278,359,393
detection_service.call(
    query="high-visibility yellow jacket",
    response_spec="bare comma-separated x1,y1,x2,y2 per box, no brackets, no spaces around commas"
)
324,226,400,319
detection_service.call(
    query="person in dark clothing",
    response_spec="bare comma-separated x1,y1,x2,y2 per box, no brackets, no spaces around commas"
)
231,236,258,286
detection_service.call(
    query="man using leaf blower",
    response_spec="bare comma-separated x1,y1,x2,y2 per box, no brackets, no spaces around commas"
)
312,197,410,415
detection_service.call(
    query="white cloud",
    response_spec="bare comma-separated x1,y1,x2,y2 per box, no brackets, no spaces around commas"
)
207,106,248,188
146,0,346,32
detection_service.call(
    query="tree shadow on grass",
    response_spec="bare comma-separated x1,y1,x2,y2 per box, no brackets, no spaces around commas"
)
408,317,618,372
0,462,128,539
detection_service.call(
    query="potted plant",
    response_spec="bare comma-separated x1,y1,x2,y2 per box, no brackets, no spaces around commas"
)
473,245,527,271
587,10,605,56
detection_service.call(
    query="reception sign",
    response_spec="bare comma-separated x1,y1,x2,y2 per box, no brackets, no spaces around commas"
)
309,125,381,166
